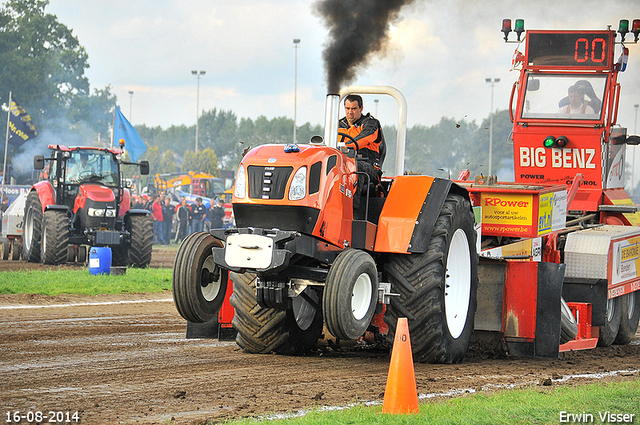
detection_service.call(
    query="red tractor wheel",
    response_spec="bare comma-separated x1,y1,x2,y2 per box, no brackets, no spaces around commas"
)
41,210,70,265
128,214,153,267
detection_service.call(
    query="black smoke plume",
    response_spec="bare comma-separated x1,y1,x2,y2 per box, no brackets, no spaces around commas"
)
315,0,416,94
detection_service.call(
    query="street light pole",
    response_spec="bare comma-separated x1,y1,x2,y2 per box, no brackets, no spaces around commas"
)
486,78,500,176
293,39,300,144
632,104,639,196
128,91,134,122
374,99,379,117
192,70,206,153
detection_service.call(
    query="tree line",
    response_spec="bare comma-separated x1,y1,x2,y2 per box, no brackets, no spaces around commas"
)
0,0,515,185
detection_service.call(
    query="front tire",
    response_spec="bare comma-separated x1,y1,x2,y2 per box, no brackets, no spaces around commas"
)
128,214,153,267
41,210,70,265
614,291,640,345
384,194,478,364
230,272,323,355
173,232,228,323
23,191,43,263
323,249,378,341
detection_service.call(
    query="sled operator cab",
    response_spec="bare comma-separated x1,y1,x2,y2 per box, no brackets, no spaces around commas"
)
505,19,640,223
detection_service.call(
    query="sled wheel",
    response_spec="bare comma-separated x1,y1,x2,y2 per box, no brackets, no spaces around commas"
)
230,272,323,355
384,193,478,364
23,191,43,263
41,210,70,265
323,249,378,341
1,242,9,260
11,239,20,261
172,232,227,323
598,296,622,347
128,214,153,267
67,245,76,263
614,291,640,345
560,298,578,344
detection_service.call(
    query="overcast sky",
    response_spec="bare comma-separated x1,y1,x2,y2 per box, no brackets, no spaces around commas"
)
27,0,640,135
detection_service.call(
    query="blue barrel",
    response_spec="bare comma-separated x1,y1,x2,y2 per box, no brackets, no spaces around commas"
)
89,247,112,275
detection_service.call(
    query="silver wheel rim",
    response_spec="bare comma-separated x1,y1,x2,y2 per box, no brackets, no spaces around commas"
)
351,272,372,321
627,293,635,321
201,256,221,302
24,209,33,251
606,298,615,323
445,228,471,339
293,288,319,331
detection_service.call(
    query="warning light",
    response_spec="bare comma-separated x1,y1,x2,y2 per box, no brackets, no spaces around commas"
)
502,19,512,41
514,19,525,41
119,138,125,148
543,136,556,148
543,135,569,149
632,19,640,42
556,136,569,149
619,19,629,42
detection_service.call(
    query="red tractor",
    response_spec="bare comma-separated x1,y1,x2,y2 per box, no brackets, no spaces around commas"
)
24,145,153,266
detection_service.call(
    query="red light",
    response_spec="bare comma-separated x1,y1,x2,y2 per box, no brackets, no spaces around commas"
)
633,19,640,42
556,136,569,149
502,19,512,41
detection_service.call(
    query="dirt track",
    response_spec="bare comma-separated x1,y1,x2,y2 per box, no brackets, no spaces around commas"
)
0,247,639,424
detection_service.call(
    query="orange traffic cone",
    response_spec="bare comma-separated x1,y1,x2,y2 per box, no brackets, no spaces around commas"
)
382,317,419,414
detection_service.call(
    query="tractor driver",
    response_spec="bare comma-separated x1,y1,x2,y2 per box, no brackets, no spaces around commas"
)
338,94,386,208
68,153,95,182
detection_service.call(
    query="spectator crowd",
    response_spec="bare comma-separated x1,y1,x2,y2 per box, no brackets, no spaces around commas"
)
131,193,228,245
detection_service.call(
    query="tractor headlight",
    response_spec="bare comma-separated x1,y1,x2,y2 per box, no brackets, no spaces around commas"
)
88,208,105,217
288,166,307,201
234,165,246,199
88,208,115,217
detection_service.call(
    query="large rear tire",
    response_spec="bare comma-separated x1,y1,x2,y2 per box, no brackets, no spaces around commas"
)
614,291,640,345
230,272,323,355
384,194,478,364
173,232,228,323
128,214,153,267
41,210,70,265
22,191,43,263
323,249,378,341
598,296,622,347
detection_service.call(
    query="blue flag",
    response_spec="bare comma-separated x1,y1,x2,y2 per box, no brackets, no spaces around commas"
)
114,106,146,162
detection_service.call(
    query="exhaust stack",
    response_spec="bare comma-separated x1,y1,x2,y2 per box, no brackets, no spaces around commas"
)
323,94,340,149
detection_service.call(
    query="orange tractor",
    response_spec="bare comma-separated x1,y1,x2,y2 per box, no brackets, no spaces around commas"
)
173,20,640,362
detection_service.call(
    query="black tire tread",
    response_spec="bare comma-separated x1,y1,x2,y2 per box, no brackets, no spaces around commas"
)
128,214,153,267
42,210,70,265
23,191,43,263
384,194,478,364
172,232,225,323
230,272,320,355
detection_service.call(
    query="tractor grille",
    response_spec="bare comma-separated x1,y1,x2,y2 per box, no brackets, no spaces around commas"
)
248,166,293,200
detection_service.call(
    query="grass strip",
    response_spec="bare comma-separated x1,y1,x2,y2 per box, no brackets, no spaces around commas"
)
0,267,172,295
230,379,639,425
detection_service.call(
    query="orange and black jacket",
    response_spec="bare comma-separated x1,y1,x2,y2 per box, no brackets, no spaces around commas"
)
338,113,386,169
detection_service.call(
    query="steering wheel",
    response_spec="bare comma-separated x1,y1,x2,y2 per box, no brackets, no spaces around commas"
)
337,131,359,153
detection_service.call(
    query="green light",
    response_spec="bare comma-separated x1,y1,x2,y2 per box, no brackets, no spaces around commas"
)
619,19,629,33
543,136,556,148
514,19,525,31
